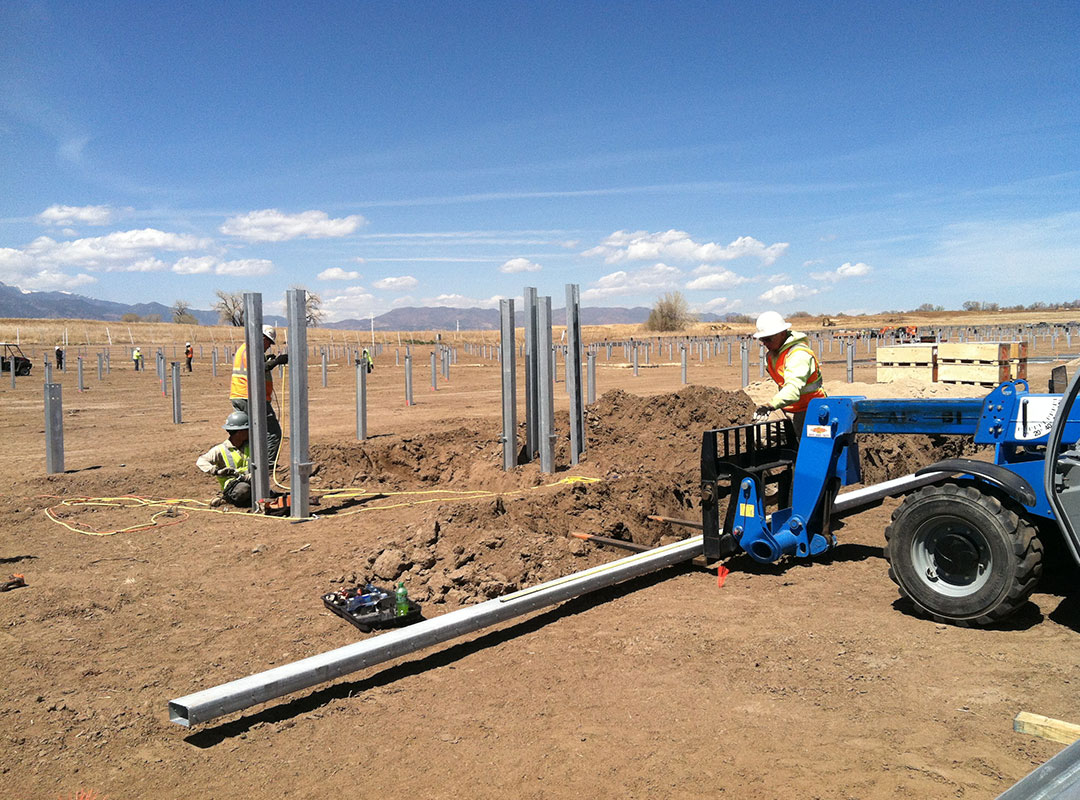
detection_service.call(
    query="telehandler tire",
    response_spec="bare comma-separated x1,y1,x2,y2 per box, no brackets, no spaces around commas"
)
884,482,1043,626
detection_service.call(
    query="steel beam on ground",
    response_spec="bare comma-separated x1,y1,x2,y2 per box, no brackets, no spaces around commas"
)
168,534,705,727
243,293,271,510
171,363,182,423
499,299,517,470
565,284,584,464
537,296,555,473
286,289,311,519
45,383,63,474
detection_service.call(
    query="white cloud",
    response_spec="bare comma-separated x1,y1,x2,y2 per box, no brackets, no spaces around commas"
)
322,285,377,321
24,229,210,268
499,257,542,274
810,261,872,282
759,284,819,304
421,293,504,309
125,258,167,273
220,209,367,242
583,230,789,266
171,256,274,276
318,267,362,280
37,204,115,226
766,273,789,284
694,297,741,313
581,263,683,301
373,275,419,290
685,267,748,291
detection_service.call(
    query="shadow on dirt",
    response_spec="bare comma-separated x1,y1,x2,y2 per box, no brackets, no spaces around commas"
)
183,564,697,747
889,597,1046,631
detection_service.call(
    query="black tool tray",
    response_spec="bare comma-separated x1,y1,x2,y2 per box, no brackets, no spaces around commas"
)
322,584,423,633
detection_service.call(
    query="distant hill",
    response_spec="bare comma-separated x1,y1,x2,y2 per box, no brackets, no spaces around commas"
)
0,281,728,331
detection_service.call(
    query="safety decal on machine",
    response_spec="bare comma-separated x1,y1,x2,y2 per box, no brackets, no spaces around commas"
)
1016,396,1060,440
805,424,832,438
739,503,755,518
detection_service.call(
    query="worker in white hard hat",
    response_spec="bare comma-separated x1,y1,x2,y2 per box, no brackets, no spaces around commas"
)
752,311,826,439
184,341,194,372
229,324,287,464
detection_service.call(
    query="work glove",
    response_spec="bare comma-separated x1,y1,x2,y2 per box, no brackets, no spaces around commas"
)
753,405,773,423
214,467,238,478
265,352,289,369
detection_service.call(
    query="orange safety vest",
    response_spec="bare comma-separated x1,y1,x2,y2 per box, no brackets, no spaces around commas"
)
766,339,826,413
230,343,273,401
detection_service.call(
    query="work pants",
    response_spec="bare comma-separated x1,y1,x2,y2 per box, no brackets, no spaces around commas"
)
223,478,252,508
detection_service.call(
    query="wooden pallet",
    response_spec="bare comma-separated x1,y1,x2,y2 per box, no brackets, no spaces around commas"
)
876,344,937,383
938,341,1027,384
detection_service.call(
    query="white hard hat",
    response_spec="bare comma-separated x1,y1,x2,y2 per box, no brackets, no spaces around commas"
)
185,341,191,346
753,311,791,339
262,325,276,343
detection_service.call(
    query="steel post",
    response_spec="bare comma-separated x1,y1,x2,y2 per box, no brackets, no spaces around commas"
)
321,349,328,388
45,383,64,474
523,287,539,462
356,359,368,441
286,289,311,519
499,299,517,470
243,294,270,510
681,346,688,384
565,284,584,463
537,297,555,473
212,348,218,377
171,362,182,423
846,342,855,382
740,341,749,386
587,351,596,405
632,343,639,376
404,348,413,406
97,352,103,382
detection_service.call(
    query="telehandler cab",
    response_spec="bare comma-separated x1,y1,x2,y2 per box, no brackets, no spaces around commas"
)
700,368,1080,626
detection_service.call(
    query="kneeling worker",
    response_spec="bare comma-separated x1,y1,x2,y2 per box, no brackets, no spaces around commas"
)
197,411,252,508
752,311,826,439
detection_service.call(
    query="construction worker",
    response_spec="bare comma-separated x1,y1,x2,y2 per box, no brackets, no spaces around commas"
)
132,347,142,371
359,347,374,373
54,345,64,370
185,342,194,372
752,311,826,439
230,324,287,464
197,411,252,508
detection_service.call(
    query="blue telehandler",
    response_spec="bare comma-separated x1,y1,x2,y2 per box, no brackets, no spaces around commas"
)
700,367,1080,626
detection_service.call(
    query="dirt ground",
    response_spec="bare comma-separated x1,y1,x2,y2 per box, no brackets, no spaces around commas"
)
2,335,1079,799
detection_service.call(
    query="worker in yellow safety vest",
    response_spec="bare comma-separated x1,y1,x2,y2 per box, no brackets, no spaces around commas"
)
752,311,827,439
197,410,253,508
230,325,287,464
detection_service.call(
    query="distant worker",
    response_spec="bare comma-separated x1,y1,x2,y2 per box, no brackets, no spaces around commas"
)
132,347,142,371
752,311,826,439
358,347,374,373
54,346,64,370
196,411,252,508
230,325,287,464
185,342,194,372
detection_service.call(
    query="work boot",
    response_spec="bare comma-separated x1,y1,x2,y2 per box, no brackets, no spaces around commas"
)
210,495,226,508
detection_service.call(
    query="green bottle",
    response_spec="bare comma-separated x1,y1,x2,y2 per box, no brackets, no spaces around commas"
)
394,582,409,617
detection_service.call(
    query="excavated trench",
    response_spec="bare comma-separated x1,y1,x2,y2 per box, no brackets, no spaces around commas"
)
304,387,975,609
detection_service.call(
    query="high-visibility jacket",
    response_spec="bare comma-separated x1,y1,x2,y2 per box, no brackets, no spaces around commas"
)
185,346,193,359
197,440,251,490
765,331,826,413
230,343,273,401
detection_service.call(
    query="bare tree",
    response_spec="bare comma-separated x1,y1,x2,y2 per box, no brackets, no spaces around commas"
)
214,290,245,326
644,292,696,332
173,299,197,325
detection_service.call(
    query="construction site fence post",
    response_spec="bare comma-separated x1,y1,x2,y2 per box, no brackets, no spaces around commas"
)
286,288,311,519
243,293,271,510
45,383,64,474
356,359,368,441
171,362,182,423
537,296,555,474
499,299,517,470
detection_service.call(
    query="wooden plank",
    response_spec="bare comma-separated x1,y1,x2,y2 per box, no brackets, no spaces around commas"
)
877,365,936,383
938,361,1011,383
938,341,1026,362
1014,711,1080,745
877,344,936,366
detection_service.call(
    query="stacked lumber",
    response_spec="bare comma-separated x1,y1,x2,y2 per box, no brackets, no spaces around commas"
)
938,342,1028,386
876,343,937,383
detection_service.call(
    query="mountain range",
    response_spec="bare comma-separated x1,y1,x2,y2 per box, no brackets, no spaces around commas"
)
0,282,731,330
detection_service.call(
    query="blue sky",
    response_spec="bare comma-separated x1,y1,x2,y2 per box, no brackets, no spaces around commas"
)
1,1,1077,321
